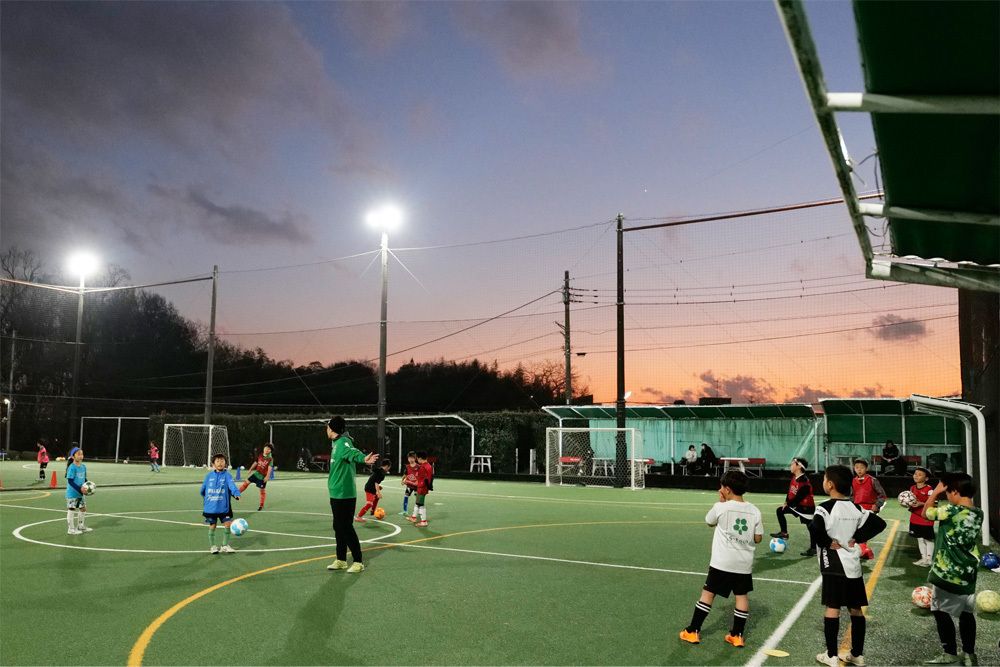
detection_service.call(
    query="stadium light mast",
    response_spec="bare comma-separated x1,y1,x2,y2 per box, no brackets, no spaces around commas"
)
366,204,403,457
67,251,99,448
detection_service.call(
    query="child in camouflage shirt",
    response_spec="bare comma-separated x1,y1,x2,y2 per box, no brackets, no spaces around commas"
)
922,473,983,666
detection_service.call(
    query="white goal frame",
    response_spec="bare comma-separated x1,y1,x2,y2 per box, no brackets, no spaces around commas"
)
162,424,230,468
545,427,645,490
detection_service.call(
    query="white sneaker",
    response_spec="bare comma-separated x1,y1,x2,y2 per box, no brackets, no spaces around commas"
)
67,528,82,535
220,545,236,553
346,562,365,573
79,526,93,533
326,559,348,570
210,545,220,554
816,652,840,667
840,651,866,666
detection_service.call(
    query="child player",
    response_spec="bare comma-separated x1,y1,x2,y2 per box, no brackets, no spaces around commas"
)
851,458,886,560
770,457,816,556
811,464,887,667
680,470,763,649
200,453,241,554
36,439,50,481
238,443,274,511
407,451,433,527
908,466,935,567
922,473,982,666
357,458,391,522
65,446,92,535
400,451,419,516
148,440,160,473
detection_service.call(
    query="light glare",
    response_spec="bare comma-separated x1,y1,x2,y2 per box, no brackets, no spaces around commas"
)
365,204,404,232
67,251,99,279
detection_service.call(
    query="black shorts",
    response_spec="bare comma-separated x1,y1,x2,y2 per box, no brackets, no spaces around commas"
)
404,486,416,496
908,523,935,541
203,511,233,525
820,575,868,609
247,473,267,488
703,567,754,598
39,461,48,469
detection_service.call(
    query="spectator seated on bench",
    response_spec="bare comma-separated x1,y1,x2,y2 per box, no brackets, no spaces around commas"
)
872,454,921,475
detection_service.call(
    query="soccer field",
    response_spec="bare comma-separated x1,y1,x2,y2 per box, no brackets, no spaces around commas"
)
1,468,998,666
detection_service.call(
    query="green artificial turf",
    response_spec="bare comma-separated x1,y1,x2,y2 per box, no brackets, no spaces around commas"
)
1,471,997,666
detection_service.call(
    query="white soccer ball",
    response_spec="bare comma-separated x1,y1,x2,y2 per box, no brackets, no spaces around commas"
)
898,490,917,507
769,537,787,554
81,481,96,496
230,518,249,537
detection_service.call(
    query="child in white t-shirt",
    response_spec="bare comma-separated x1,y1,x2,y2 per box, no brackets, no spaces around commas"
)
679,470,763,649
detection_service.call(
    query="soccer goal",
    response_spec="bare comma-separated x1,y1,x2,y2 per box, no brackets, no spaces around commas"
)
162,424,230,468
545,427,645,489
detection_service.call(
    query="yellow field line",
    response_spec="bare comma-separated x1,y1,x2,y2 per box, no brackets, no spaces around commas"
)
839,519,900,654
127,519,686,666
0,491,51,503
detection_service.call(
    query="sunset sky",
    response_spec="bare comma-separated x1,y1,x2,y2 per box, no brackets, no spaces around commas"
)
1,1,960,407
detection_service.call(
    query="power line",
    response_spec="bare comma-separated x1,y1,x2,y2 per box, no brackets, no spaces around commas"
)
218,250,380,275
615,283,908,306
393,219,614,252
570,272,862,293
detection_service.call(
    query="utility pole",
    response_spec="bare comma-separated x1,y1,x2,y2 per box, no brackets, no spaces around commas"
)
204,265,218,425
615,213,626,485
563,270,572,404
377,231,389,457
5,332,15,451
69,276,86,447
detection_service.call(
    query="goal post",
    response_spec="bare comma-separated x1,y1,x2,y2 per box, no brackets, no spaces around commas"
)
545,427,645,489
162,424,230,468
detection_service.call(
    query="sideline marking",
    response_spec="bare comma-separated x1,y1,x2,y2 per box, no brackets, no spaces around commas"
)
127,519,700,666
10,509,401,554
396,542,814,585
0,491,51,503
838,519,900,655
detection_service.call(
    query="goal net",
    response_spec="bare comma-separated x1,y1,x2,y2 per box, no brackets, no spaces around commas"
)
162,424,230,468
545,427,645,489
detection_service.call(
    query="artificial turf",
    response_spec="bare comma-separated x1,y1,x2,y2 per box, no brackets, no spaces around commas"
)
1,467,997,666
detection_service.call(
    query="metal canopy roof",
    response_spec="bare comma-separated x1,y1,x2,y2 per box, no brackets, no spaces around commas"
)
819,398,909,416
542,404,816,420
264,414,473,428
776,0,1000,292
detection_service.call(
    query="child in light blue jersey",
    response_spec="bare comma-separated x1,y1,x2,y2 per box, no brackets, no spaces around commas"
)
65,446,92,535
200,453,241,554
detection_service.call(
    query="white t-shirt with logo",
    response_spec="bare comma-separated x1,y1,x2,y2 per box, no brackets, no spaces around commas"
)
706,500,764,575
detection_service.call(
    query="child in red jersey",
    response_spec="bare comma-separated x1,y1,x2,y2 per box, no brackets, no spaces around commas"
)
238,443,274,511
400,451,419,516
770,457,816,556
907,466,935,567
407,451,434,527
148,441,161,473
36,439,50,481
851,459,885,560
357,458,391,522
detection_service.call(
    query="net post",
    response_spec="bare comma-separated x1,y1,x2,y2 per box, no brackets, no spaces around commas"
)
114,417,122,463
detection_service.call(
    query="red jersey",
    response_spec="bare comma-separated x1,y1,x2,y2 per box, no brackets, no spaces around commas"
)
909,483,934,526
37,447,49,464
785,474,815,511
416,461,433,494
852,475,884,509
149,445,159,460
403,463,419,488
251,454,273,478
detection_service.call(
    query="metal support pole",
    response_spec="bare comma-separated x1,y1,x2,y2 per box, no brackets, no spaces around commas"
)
5,332,15,452
69,276,85,447
615,214,626,484
377,232,389,456
563,270,572,404
204,265,218,425
115,417,122,463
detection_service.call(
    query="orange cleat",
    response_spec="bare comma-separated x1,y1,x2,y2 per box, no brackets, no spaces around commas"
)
725,634,745,648
679,629,701,644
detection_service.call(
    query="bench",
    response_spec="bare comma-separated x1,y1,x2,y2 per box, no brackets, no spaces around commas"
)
873,455,921,474
558,456,582,476
745,458,766,477
470,454,492,473
310,454,330,472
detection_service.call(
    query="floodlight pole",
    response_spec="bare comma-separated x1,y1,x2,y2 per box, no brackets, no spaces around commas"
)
68,275,86,447
204,265,218,424
377,231,389,457
615,213,626,485
4,332,14,451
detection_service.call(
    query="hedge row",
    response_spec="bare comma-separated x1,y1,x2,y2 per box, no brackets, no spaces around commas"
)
149,411,562,473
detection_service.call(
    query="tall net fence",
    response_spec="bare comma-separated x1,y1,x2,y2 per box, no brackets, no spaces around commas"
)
545,427,644,489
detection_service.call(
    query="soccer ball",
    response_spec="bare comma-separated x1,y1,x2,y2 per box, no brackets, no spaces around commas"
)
912,585,933,609
769,537,787,554
981,552,1000,570
373,507,386,520
230,518,249,537
897,490,917,507
976,590,1000,614
81,481,96,496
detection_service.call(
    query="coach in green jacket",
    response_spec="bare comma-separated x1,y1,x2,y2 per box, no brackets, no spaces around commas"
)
325,416,378,573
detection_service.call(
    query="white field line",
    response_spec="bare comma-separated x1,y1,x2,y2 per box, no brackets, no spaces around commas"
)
394,542,813,585
744,575,823,667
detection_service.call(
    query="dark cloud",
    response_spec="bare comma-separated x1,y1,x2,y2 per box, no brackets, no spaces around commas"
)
697,370,777,404
452,2,600,83
869,314,928,341
784,385,835,404
149,185,312,245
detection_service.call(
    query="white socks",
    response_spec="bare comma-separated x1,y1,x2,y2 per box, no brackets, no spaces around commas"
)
918,538,933,561
418,506,427,521
77,512,86,530
67,510,76,531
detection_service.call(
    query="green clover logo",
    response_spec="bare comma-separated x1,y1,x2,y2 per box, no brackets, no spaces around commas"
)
733,518,748,535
